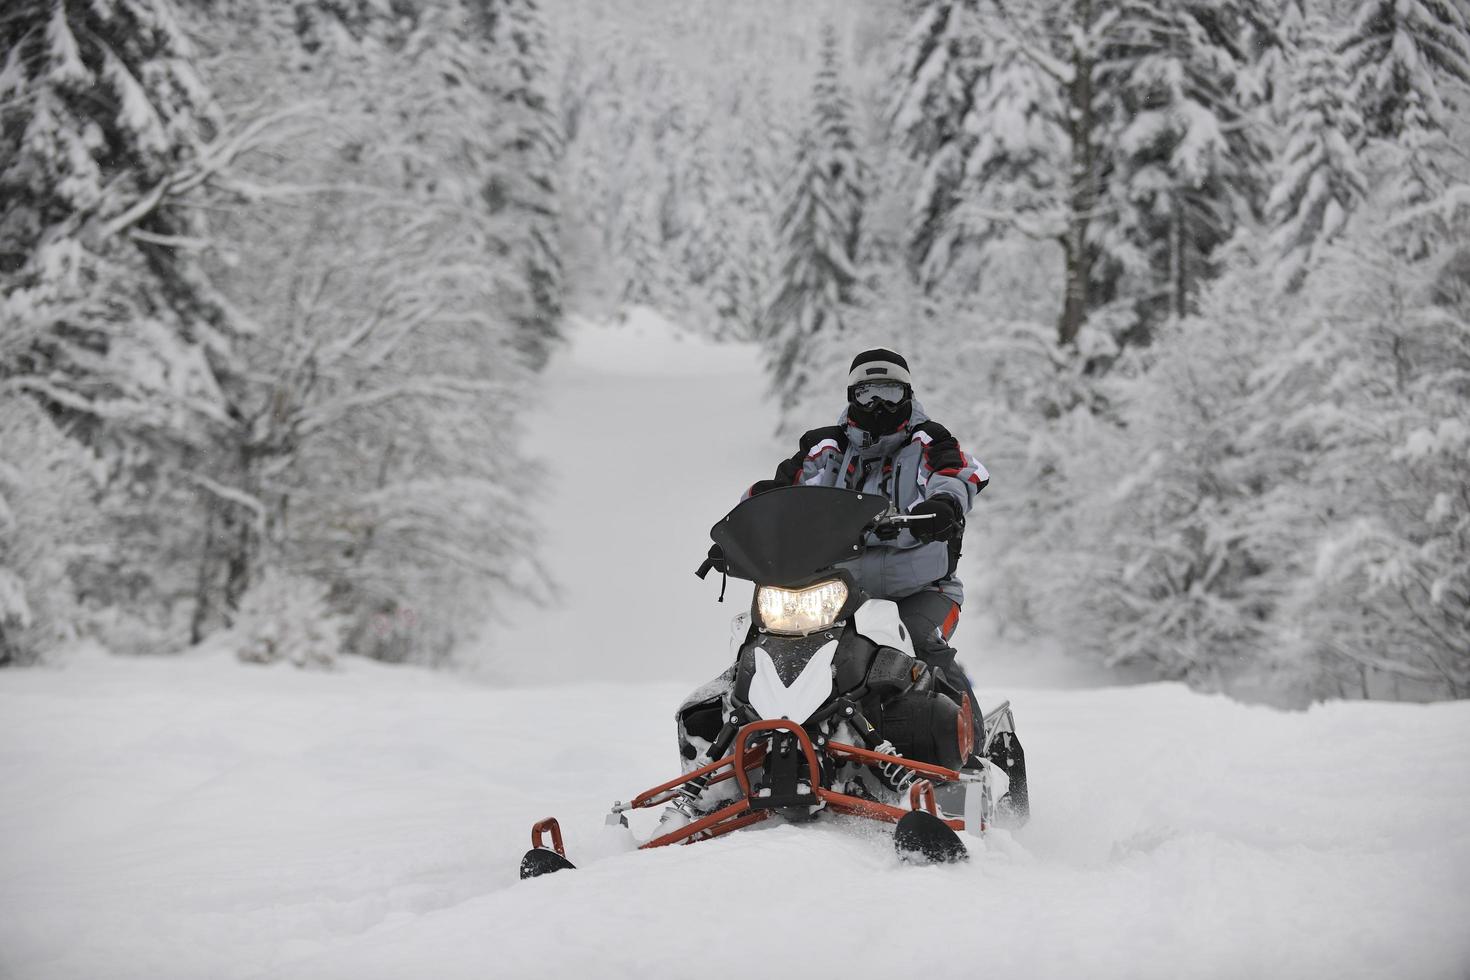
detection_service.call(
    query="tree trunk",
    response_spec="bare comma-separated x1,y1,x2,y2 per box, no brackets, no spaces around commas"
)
1171,197,1186,322
220,444,261,622
1058,0,1096,348
190,504,217,644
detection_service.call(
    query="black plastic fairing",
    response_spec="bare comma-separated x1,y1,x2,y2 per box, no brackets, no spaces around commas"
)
833,632,878,694
865,646,920,698
878,690,965,771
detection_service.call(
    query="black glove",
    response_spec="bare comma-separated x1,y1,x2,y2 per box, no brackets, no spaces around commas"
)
748,478,788,496
908,495,962,543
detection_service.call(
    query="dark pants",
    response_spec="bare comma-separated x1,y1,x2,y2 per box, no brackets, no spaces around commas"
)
896,591,983,759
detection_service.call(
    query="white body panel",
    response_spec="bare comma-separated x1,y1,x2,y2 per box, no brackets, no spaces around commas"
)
746,640,838,723
852,598,915,657
728,612,752,661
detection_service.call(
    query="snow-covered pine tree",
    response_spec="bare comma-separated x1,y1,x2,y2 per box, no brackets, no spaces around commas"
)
172,0,414,638
1237,0,1305,120
699,209,744,340
1265,18,1368,293
715,117,785,342
1340,0,1470,141
481,0,566,370
556,21,646,309
674,120,733,333
1097,0,1267,337
885,0,1134,348
887,0,987,291
0,0,270,655
1014,233,1310,694
234,570,343,669
554,1,825,330
1267,220,1470,699
0,0,236,444
0,397,100,665
1042,0,1115,349
1338,0,1470,257
617,204,664,311
812,28,868,263
945,19,1069,294
887,0,1264,346
561,31,692,317
175,0,545,662
765,25,868,414
614,129,685,314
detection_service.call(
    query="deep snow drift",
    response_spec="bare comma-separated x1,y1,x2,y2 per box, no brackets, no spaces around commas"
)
3,649,1468,980
2,317,1467,980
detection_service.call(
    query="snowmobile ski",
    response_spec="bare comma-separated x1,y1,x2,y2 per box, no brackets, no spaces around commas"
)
894,809,968,864
519,818,575,879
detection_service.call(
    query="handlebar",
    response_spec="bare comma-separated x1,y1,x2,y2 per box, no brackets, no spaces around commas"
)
870,510,933,542
873,512,934,526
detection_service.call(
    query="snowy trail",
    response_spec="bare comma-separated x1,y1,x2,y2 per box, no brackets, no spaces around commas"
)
478,311,783,687
2,317,1468,980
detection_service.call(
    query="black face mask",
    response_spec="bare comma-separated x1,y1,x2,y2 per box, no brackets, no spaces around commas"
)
848,397,913,437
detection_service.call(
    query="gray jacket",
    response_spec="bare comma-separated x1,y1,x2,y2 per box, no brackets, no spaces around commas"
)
742,401,988,602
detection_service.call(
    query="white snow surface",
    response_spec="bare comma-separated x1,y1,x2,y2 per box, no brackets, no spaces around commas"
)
3,315,1469,980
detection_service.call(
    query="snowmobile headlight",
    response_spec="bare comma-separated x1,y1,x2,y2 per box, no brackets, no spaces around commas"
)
756,579,848,635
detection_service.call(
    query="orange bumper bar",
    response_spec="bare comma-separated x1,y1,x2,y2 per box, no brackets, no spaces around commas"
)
530,719,970,860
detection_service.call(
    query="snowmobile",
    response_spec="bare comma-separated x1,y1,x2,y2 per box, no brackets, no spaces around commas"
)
520,485,1027,879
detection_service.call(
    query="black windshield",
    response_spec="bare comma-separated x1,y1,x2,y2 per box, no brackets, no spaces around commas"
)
710,486,889,587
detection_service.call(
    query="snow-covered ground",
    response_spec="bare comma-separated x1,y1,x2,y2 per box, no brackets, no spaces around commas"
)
2,317,1468,980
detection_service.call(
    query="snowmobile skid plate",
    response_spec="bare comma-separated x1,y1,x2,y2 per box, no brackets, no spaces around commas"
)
518,720,973,878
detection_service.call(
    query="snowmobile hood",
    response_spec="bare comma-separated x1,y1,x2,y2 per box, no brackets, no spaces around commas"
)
710,486,890,588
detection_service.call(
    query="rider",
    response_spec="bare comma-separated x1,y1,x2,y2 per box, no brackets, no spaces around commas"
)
714,349,990,737
702,347,1027,818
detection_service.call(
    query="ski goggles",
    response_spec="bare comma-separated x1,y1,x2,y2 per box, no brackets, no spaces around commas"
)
852,381,908,406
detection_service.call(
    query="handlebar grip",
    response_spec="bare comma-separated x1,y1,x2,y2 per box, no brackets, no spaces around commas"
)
695,558,715,580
